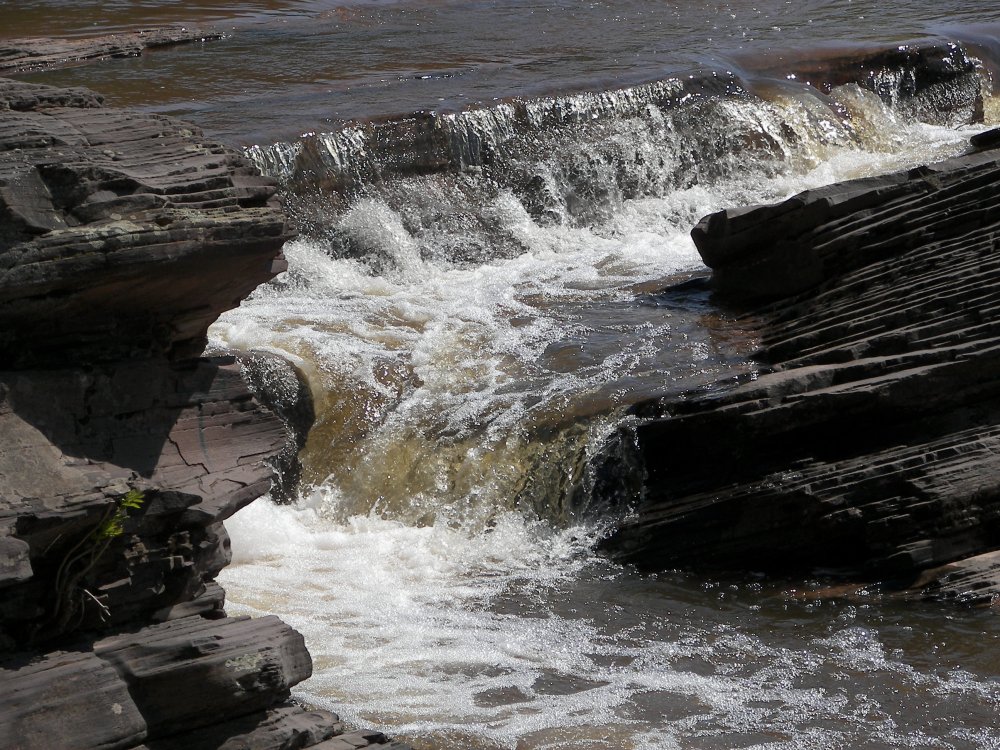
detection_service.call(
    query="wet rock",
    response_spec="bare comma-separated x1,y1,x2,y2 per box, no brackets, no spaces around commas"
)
133,702,344,750
757,41,983,126
904,551,1000,607
0,27,224,74
235,350,316,502
970,126,1000,151
595,133,1000,582
311,730,414,750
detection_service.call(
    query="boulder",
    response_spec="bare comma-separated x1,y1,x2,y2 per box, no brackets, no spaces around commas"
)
592,132,1000,588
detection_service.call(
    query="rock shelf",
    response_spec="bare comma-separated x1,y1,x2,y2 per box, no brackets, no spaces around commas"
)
0,78,409,749
594,128,1000,606
0,28,224,75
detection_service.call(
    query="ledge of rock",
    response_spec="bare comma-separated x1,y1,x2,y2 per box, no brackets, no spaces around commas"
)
756,41,983,126
590,128,1000,604
0,79,410,749
0,28,224,74
0,77,291,367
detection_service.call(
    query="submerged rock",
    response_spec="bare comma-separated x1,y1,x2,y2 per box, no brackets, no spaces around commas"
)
593,131,1000,601
0,27,224,74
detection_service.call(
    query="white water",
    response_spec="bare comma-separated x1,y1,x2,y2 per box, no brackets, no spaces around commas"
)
214,92,1000,748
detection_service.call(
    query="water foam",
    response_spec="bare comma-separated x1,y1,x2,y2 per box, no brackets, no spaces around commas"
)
214,86,999,749
221,496,1000,749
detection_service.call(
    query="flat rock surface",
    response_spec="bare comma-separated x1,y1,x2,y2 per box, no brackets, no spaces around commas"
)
0,28,224,74
594,134,1000,585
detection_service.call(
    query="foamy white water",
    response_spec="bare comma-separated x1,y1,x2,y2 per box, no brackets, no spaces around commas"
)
214,95,1000,747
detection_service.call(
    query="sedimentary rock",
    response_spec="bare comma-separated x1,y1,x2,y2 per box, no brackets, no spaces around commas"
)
0,78,410,749
905,551,1000,606
0,77,291,367
592,130,1000,597
135,702,344,750
0,28,224,74
755,41,983,126
235,350,316,502
0,357,286,643
253,40,981,204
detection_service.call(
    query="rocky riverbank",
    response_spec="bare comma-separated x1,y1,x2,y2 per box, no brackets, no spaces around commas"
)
591,127,1000,607
0,78,409,749
0,27,224,75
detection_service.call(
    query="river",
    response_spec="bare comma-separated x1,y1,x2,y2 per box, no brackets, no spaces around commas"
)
7,1,1000,747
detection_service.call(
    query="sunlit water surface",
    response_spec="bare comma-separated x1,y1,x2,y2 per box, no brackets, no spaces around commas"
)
4,1,1000,747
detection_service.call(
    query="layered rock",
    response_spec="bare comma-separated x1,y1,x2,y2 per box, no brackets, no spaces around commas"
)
0,79,410,748
0,77,289,367
0,27,224,74
592,129,1000,605
752,41,983,126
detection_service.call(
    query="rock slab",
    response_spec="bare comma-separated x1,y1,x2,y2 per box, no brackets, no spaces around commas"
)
0,78,411,749
0,28,225,74
593,132,1000,598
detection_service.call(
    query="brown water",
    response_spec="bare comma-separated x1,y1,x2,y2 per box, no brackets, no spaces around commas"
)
7,1,1000,144
5,2,1000,748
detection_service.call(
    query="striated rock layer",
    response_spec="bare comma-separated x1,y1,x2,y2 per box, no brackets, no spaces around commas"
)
0,79,409,749
0,27,225,75
592,128,1000,606
0,77,289,367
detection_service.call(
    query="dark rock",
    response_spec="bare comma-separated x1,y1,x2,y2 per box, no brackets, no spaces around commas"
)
754,41,982,126
0,357,286,643
94,615,312,737
0,648,147,750
152,581,227,622
0,533,31,588
0,28,224,74
970,126,1000,151
0,75,414,750
692,147,1000,301
311,730,414,750
234,350,316,502
0,615,327,750
135,702,344,750
904,551,1000,607
0,78,293,368
594,136,1000,581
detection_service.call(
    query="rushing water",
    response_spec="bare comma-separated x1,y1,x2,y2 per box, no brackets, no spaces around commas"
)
6,2,1000,748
